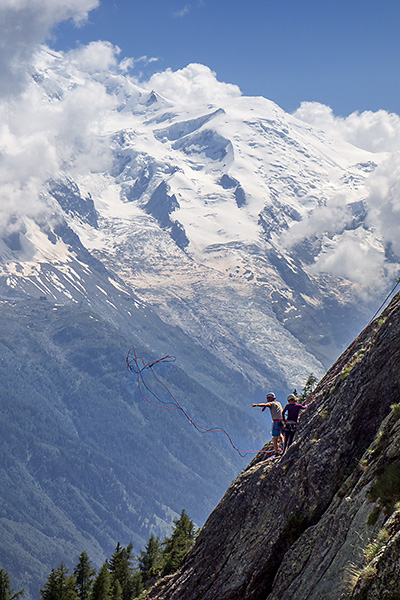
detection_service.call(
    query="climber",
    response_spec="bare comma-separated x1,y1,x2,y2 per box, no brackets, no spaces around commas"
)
282,394,308,453
252,392,284,456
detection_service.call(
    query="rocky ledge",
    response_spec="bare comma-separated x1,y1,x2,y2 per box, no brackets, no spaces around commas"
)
144,291,400,600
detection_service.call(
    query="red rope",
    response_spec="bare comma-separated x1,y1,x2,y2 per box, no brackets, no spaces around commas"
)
126,347,274,457
126,281,400,457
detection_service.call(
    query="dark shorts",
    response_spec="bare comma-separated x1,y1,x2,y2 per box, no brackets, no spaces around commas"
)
272,420,284,437
284,421,297,433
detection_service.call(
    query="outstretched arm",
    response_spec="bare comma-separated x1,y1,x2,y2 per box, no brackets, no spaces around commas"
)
252,403,270,412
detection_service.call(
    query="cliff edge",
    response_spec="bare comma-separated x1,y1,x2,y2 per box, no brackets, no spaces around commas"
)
144,290,400,600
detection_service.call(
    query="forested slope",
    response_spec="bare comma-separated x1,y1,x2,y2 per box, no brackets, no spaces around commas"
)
0,297,262,598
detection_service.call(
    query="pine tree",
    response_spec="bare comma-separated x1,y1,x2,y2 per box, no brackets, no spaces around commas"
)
0,570,23,600
91,563,111,600
137,535,162,585
162,510,198,576
110,580,122,600
0,571,10,600
108,543,135,600
129,573,143,599
40,563,78,600
74,552,95,600
299,372,318,402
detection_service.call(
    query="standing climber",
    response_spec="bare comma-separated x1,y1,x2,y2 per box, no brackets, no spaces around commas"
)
252,392,284,456
282,394,308,453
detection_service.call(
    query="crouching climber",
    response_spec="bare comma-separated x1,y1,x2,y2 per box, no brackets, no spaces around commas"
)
282,394,308,453
252,392,284,456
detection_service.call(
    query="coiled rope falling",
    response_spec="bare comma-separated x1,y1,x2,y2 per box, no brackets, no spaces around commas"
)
126,347,273,457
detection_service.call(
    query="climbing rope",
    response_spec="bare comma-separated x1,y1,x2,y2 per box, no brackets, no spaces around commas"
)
369,277,400,323
126,347,274,458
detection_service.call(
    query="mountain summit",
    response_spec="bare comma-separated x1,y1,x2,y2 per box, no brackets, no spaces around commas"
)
2,47,397,378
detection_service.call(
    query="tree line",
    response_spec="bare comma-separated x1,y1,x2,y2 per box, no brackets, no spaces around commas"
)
0,510,198,600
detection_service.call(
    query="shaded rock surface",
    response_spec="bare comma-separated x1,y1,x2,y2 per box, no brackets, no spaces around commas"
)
145,291,400,600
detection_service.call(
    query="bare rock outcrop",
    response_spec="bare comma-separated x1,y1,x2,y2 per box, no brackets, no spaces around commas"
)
145,292,400,600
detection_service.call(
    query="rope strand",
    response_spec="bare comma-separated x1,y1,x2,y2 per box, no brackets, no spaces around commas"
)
126,347,273,457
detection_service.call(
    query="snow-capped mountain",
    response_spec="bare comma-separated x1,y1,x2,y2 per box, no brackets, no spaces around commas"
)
1,46,398,595
1,48,394,379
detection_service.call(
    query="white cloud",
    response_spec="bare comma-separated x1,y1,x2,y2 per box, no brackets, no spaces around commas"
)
309,232,388,290
0,0,116,236
288,102,400,291
67,41,120,73
142,63,241,106
293,101,400,153
281,195,352,248
0,0,99,96
0,41,119,235
279,194,392,291
0,0,98,24
366,153,400,258
173,1,204,18
174,4,191,17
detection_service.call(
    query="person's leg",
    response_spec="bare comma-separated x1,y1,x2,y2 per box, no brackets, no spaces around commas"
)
286,430,294,448
272,421,284,454
286,424,297,449
271,422,279,453
283,429,289,453
289,429,296,446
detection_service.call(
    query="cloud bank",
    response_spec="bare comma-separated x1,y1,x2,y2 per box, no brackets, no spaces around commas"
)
293,101,400,154
286,101,400,291
142,63,241,105
0,48,117,235
0,0,99,96
366,154,400,258
0,0,114,236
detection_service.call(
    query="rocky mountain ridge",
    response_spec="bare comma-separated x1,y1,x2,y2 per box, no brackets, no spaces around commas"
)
145,289,400,600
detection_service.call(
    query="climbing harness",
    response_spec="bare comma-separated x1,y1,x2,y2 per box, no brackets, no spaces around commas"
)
126,347,274,458
284,422,297,432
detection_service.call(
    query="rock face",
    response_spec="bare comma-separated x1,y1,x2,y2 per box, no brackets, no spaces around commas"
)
145,290,400,600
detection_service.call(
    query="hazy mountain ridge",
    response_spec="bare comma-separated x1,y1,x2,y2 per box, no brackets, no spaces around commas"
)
0,297,264,597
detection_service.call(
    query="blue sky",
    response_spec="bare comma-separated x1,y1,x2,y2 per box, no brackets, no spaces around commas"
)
51,0,400,116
